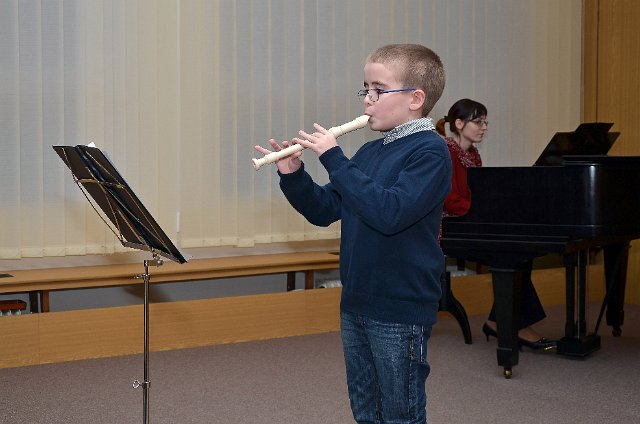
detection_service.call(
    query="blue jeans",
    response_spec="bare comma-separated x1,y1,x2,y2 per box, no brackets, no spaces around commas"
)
340,311,432,424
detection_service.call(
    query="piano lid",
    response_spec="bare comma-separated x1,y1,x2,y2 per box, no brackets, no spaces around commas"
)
533,122,619,166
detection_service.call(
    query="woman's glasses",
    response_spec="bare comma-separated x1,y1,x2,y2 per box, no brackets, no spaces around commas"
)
468,118,489,127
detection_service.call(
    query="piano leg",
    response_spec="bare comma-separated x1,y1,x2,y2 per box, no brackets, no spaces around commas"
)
578,249,588,335
490,267,523,379
602,242,630,336
557,250,601,356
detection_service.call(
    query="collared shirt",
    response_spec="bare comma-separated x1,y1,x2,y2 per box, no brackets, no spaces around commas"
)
382,117,436,145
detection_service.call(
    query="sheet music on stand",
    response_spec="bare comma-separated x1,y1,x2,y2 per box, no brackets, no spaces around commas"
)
53,143,188,424
53,143,188,264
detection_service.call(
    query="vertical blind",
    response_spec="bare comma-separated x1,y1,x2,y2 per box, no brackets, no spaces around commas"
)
0,0,582,259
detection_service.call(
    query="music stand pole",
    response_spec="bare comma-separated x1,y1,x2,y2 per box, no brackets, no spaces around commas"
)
133,254,163,424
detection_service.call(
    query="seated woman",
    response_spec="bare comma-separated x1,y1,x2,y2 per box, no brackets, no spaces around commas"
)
436,98,555,351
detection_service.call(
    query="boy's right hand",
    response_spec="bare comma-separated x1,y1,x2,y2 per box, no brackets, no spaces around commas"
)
254,139,302,174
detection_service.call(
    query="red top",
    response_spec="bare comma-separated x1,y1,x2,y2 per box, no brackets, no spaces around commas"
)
443,137,482,217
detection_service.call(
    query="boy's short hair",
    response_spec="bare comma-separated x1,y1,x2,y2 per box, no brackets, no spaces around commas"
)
367,44,445,116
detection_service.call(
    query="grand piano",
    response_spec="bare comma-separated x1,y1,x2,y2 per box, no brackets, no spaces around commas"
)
441,123,640,378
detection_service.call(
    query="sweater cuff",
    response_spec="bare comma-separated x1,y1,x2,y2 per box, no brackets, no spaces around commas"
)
319,146,347,171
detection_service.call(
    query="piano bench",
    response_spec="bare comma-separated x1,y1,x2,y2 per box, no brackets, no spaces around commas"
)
438,270,472,344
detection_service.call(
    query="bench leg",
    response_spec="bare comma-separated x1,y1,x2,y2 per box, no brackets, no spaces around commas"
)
304,271,315,290
41,291,50,312
287,271,315,291
28,291,50,313
29,292,40,313
286,272,296,291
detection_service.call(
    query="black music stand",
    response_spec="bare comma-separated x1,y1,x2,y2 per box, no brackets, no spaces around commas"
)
53,144,188,424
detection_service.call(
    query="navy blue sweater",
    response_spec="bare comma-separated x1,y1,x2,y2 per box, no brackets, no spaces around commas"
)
279,130,451,326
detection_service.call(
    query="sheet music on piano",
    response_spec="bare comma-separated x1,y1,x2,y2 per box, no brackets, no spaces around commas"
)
534,122,619,166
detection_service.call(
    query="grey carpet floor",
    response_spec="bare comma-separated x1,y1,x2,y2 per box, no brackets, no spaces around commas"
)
1,303,639,423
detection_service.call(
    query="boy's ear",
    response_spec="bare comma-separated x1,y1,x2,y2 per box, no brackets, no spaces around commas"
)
409,89,426,111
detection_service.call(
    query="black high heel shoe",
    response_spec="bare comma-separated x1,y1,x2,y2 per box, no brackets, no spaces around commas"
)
483,323,556,351
482,323,498,341
517,337,557,351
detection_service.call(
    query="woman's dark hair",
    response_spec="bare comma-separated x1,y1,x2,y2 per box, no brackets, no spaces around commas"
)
436,98,487,136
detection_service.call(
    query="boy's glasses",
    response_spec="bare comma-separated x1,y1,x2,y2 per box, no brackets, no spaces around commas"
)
469,118,489,127
356,88,416,103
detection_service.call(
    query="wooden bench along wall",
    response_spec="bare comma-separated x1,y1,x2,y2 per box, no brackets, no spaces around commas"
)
0,250,342,369
0,251,341,313
0,250,606,370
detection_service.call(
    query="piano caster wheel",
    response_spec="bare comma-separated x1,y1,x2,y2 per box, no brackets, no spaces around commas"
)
503,368,512,379
612,326,622,337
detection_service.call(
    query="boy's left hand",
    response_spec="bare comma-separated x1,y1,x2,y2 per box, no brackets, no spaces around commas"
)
293,123,338,156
